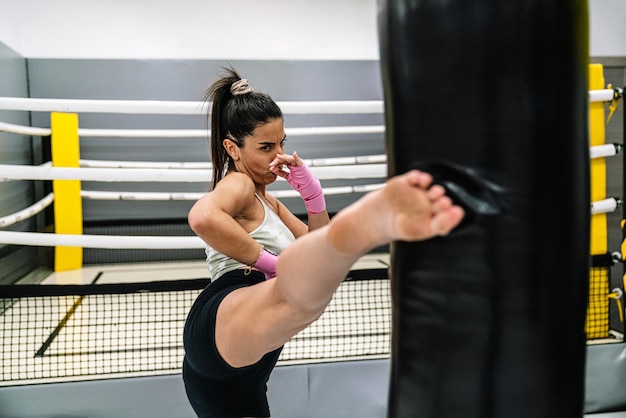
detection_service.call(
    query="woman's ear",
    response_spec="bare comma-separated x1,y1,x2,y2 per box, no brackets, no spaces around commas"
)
223,138,240,161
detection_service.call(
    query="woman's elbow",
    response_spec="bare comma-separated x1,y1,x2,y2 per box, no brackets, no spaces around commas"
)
188,205,210,235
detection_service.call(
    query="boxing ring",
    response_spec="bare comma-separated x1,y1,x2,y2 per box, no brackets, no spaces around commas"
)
0,68,625,416
0,94,397,417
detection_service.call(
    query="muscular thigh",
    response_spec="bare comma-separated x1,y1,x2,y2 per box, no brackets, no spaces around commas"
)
216,277,314,368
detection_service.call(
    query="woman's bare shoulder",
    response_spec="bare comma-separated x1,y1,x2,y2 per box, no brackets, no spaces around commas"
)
215,172,255,194
210,172,257,213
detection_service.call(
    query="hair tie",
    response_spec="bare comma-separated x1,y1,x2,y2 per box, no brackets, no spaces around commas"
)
230,79,254,96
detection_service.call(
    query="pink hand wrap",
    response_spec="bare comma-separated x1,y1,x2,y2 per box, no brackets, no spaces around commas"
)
254,249,278,280
286,163,326,214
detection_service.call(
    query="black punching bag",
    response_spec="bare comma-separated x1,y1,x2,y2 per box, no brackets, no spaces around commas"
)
379,1,590,417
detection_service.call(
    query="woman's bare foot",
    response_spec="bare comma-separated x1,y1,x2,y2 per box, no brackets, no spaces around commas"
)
328,170,464,255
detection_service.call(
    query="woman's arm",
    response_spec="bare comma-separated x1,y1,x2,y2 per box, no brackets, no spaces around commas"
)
188,173,261,266
274,199,330,238
305,210,330,231
270,152,330,234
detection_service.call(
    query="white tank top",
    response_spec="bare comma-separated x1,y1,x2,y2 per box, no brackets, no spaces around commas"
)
205,194,297,280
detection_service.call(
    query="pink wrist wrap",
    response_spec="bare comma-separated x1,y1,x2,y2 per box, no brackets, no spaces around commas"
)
254,249,278,280
286,163,326,214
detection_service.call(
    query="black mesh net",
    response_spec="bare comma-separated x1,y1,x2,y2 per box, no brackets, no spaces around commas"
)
0,270,389,385
585,253,619,340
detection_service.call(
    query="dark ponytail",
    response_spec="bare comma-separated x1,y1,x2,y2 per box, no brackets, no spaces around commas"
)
204,66,283,189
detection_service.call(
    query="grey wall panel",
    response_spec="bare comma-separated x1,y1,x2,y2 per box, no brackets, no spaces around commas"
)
0,360,388,418
0,43,51,283
26,59,385,221
1,352,621,417
0,42,32,222
586,343,626,414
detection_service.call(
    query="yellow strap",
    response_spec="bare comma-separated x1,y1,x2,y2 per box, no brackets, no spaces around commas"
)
606,84,622,124
608,287,624,323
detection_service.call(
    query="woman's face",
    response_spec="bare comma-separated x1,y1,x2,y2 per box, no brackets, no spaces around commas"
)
231,118,286,186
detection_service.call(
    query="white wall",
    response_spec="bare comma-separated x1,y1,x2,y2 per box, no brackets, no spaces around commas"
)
0,0,624,59
589,0,626,57
0,0,379,59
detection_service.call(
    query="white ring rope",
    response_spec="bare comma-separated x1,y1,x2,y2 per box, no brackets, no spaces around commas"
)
590,144,622,159
0,188,609,250
0,121,52,136
95,126,389,139
0,92,615,115
588,89,619,103
0,186,385,227
81,190,205,201
0,165,210,182
80,184,384,201
0,189,610,248
284,126,385,136
0,164,387,182
0,122,385,139
80,128,206,138
78,154,387,170
0,97,384,115
591,197,622,215
0,231,205,249
308,154,387,166
80,160,212,169
0,193,54,227
1,188,382,247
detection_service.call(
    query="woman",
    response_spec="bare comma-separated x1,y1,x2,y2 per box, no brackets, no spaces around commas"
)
182,68,464,418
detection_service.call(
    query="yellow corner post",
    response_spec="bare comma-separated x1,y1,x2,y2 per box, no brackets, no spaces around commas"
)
585,64,610,339
588,63,607,256
51,112,83,271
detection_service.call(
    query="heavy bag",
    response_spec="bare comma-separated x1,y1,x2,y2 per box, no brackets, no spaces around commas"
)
378,1,590,417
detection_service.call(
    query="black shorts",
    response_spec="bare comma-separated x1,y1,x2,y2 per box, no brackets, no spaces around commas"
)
182,269,283,418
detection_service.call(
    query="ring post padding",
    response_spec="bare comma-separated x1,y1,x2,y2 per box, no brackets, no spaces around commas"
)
379,1,589,417
589,64,608,256
51,112,83,271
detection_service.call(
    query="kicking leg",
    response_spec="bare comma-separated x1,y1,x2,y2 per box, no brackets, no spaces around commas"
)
216,170,464,367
